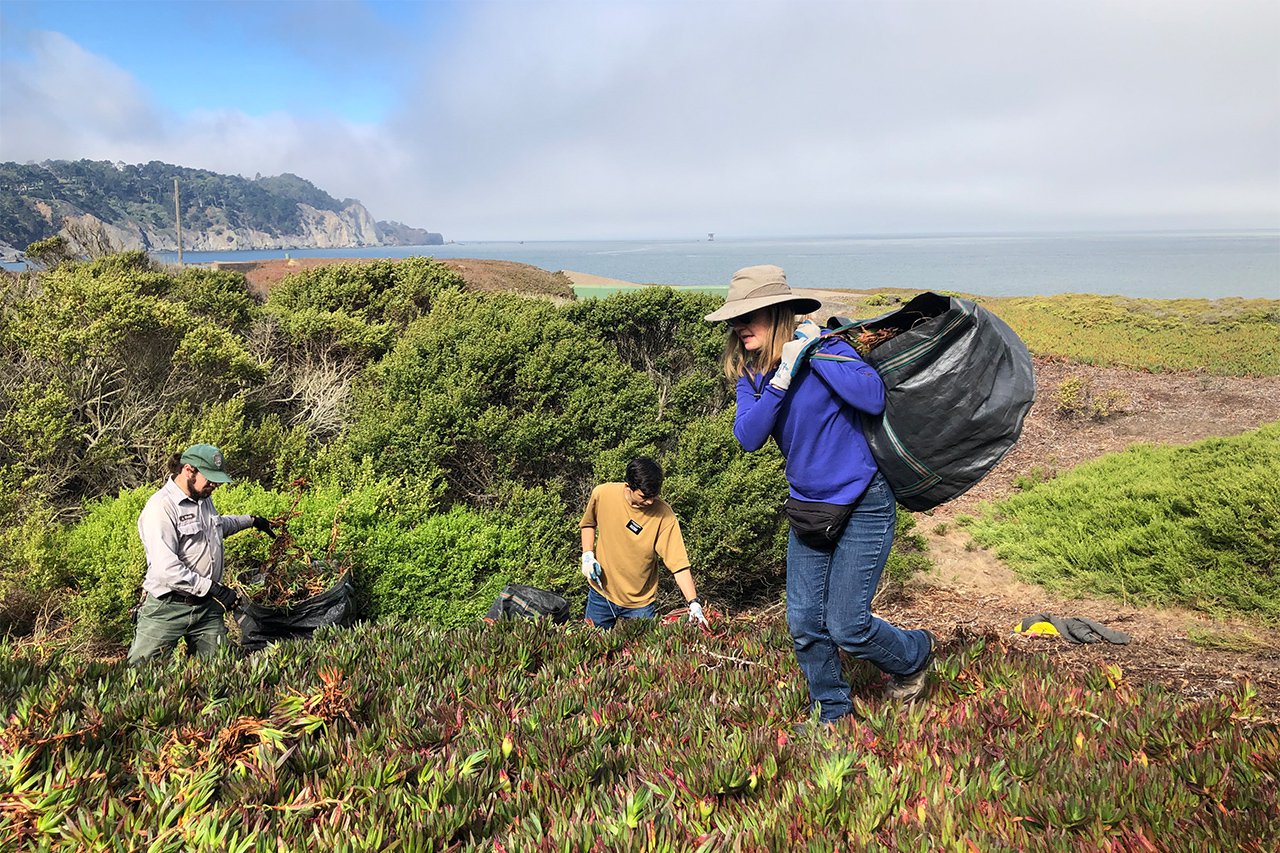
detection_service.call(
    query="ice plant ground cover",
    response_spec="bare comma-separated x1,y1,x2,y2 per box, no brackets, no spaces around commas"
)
2,612,1275,851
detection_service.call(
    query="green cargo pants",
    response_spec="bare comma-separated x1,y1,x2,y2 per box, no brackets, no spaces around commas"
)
126,594,229,666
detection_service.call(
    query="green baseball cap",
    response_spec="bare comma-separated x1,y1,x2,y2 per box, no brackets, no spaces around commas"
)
179,444,232,483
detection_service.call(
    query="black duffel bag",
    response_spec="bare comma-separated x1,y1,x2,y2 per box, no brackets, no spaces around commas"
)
236,568,357,652
828,292,1035,511
484,584,572,624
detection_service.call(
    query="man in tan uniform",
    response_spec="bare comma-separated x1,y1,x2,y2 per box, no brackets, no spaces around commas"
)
580,457,709,629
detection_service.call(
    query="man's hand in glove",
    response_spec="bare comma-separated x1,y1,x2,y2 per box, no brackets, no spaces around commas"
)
251,516,278,538
207,581,242,613
769,321,824,392
581,551,602,583
687,598,709,627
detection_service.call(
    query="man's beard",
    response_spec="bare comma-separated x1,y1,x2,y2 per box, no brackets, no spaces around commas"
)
184,472,216,500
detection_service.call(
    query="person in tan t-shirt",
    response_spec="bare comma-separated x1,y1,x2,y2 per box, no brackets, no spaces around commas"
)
579,457,709,629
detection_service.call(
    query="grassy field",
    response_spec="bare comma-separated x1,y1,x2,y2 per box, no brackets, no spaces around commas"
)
3,614,1275,851
963,423,1280,620
986,294,1280,377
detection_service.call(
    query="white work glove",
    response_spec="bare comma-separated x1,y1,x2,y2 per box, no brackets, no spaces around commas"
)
769,321,823,392
581,551,602,583
687,598,709,627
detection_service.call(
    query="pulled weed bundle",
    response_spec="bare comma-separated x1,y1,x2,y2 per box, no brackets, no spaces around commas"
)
235,480,348,608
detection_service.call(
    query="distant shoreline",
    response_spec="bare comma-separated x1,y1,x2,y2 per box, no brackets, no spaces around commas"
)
5,231,1277,300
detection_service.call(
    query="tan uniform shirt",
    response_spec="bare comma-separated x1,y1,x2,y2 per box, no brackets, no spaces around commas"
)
137,478,253,598
579,482,691,608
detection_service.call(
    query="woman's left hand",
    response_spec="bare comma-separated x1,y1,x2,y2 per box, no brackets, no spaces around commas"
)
771,321,824,391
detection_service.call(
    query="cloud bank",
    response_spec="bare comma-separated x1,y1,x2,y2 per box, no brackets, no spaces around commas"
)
2,1,1277,239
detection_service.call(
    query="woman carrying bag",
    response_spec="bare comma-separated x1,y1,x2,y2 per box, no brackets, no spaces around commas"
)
706,265,934,725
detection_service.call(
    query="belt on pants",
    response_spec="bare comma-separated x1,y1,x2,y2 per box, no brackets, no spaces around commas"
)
158,590,205,606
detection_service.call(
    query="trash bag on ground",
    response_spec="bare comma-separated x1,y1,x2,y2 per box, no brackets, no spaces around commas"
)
236,567,356,652
484,584,572,624
827,291,1036,511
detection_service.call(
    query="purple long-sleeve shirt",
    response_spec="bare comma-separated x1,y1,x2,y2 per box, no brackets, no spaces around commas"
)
734,336,885,504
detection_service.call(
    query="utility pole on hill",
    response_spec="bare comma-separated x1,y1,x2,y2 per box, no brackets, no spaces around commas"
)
174,177,183,267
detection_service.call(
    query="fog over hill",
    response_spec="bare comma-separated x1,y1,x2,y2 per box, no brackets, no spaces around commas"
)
0,159,443,260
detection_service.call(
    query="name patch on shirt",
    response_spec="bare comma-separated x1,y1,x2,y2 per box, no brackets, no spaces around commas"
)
626,520,644,535
179,513,195,521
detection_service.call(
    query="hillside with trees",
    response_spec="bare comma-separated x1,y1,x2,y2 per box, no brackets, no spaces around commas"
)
0,160,442,260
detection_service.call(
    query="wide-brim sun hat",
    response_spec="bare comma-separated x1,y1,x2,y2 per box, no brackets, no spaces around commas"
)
704,264,822,323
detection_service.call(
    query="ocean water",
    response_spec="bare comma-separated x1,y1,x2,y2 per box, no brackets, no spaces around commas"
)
15,231,1280,300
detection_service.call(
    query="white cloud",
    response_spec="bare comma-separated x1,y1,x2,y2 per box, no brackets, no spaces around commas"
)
2,2,1277,239
0,30,406,212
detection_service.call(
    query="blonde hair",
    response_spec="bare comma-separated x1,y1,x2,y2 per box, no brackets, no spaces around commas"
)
720,304,801,380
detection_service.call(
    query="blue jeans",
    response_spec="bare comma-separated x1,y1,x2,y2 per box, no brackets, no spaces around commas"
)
584,588,656,630
786,473,931,721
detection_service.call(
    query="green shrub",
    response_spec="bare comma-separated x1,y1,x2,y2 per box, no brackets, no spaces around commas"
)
663,410,789,602
564,287,730,426
0,468,64,637
363,492,577,627
0,254,267,507
264,258,464,362
349,290,663,505
58,486,152,648
169,266,260,331
967,423,1280,618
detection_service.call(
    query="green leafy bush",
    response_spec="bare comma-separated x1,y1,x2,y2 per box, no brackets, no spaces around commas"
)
0,253,267,506
264,258,465,362
56,486,152,648
663,410,789,602
564,287,730,426
348,289,662,505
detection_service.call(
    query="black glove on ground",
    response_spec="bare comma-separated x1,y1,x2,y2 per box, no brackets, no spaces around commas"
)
251,515,277,538
208,581,241,612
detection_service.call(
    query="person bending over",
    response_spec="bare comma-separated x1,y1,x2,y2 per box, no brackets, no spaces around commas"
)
580,457,708,629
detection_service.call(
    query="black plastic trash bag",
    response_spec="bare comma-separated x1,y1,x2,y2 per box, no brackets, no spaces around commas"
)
236,570,357,652
828,292,1035,511
485,584,572,624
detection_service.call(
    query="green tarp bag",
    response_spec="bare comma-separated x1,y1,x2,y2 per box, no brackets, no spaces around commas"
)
826,292,1035,511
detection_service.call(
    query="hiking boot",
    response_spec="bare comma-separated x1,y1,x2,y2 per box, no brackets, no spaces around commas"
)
886,630,935,701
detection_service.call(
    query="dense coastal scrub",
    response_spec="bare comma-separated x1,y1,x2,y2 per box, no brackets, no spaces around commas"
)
0,254,923,646
964,423,1280,620
3,615,1274,850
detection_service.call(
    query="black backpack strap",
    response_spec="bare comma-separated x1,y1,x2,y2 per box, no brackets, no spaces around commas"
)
746,371,766,400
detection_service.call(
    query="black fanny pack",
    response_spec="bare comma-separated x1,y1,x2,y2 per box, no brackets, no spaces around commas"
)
784,497,855,547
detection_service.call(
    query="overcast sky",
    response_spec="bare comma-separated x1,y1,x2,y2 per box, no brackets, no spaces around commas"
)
1,0,1277,240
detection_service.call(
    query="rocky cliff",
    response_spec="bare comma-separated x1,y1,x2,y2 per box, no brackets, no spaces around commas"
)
0,160,443,262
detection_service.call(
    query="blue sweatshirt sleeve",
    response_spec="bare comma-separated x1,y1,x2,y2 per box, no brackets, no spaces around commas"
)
808,339,886,416
733,373,787,451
